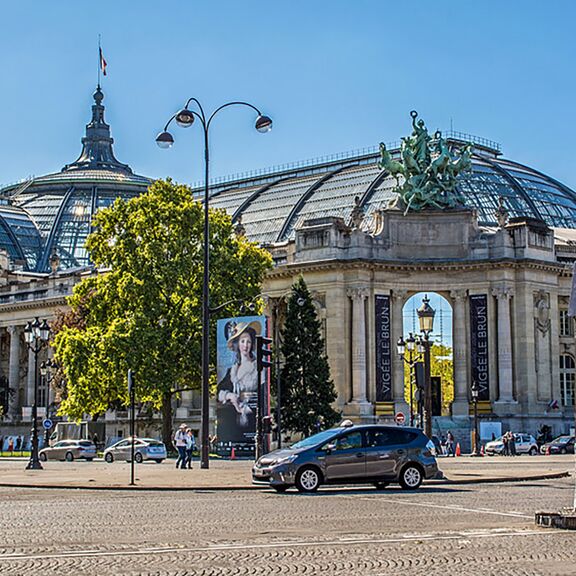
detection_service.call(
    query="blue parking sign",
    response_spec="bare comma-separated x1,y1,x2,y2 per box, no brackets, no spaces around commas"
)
42,418,53,430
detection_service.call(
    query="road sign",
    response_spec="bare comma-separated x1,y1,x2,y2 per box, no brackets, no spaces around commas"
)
394,412,405,425
42,418,53,430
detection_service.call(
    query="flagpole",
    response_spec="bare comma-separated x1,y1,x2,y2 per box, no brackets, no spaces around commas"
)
98,35,101,88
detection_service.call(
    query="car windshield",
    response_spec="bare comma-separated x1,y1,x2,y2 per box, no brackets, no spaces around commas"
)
79,441,93,447
552,436,571,444
290,429,340,450
146,441,164,447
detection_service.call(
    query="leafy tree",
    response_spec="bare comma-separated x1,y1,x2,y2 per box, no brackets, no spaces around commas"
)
53,179,272,446
279,277,340,436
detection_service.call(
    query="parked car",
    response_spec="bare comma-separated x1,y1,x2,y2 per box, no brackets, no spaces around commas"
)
252,423,438,493
39,439,96,462
540,435,575,455
485,433,539,455
103,437,167,463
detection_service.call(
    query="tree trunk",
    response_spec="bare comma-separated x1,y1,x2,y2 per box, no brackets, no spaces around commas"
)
162,391,174,455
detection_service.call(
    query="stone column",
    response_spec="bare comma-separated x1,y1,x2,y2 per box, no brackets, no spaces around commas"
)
344,288,371,418
450,289,469,416
493,287,515,402
8,326,21,418
392,290,409,413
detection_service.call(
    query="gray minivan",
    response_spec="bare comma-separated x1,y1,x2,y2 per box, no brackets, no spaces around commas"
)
253,423,438,493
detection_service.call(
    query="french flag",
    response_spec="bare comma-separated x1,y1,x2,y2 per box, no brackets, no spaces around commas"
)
99,47,107,76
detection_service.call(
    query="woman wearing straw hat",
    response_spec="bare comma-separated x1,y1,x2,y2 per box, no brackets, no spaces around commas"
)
218,320,260,426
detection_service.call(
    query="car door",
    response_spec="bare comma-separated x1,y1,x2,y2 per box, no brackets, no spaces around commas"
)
114,440,131,460
365,428,416,479
49,441,65,460
322,430,365,481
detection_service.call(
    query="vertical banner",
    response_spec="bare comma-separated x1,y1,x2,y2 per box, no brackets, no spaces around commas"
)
216,315,268,447
469,295,490,401
375,295,392,401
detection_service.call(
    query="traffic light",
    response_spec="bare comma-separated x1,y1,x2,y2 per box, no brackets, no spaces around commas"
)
256,335,273,372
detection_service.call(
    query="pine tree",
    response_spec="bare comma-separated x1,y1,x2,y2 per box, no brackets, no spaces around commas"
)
280,277,340,436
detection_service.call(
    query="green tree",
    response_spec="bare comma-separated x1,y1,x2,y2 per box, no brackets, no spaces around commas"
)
279,277,340,436
53,179,272,446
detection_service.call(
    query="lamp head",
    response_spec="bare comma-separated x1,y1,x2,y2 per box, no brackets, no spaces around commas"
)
417,295,436,335
255,114,273,133
155,131,174,149
396,336,405,356
175,108,195,128
24,322,33,344
39,319,51,342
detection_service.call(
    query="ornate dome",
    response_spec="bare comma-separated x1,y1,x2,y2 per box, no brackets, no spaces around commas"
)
206,135,576,245
0,87,151,272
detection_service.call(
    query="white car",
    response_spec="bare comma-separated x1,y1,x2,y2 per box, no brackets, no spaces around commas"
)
103,437,167,463
485,433,539,456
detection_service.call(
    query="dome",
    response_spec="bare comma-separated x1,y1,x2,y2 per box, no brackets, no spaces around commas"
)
0,87,151,272
206,135,576,245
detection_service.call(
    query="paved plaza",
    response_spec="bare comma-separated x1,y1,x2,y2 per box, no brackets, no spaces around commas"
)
0,456,574,575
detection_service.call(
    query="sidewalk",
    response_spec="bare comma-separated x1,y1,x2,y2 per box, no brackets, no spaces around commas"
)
0,454,571,491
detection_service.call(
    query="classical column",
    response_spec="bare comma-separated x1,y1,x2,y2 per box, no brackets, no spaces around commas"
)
392,290,409,412
450,289,469,415
347,288,369,403
8,326,21,418
493,287,515,402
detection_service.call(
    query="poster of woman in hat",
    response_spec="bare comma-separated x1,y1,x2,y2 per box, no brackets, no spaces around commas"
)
216,315,268,444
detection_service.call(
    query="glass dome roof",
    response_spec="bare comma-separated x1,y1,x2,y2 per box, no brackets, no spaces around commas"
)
0,87,151,272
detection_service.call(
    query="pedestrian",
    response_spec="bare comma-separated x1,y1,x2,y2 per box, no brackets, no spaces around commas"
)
15,436,21,452
502,432,509,456
446,430,455,457
7,437,14,453
174,424,188,469
185,428,195,469
509,431,517,456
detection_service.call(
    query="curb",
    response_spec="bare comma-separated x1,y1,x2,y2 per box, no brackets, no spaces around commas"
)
0,471,569,491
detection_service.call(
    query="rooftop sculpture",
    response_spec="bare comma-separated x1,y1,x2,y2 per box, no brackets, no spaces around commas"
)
378,111,473,214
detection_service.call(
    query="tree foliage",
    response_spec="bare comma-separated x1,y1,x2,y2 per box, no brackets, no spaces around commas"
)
53,179,272,441
279,277,340,436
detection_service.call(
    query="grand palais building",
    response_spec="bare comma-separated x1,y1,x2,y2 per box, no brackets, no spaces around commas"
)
0,87,575,450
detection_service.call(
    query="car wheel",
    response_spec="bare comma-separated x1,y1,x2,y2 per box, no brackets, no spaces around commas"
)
399,464,423,490
273,485,289,493
560,448,567,455
39,453,47,462
134,452,144,464
529,447,538,456
295,466,321,493
374,481,389,490
155,459,164,464
105,452,114,463
65,452,74,462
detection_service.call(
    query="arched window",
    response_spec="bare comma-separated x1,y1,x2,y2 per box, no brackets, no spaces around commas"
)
560,355,575,406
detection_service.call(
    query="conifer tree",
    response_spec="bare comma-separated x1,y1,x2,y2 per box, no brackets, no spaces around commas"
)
279,277,340,436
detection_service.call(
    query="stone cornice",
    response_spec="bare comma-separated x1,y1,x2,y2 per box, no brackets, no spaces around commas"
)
268,257,568,279
0,296,68,314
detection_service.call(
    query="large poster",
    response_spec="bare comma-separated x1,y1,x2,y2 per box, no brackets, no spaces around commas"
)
469,294,490,401
216,315,268,446
375,295,393,402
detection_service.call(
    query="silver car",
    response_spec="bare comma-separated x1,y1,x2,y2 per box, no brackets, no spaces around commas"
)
103,437,167,463
485,433,539,455
39,439,96,462
253,423,438,493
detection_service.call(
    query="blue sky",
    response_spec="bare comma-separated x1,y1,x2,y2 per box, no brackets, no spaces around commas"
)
1,1,575,191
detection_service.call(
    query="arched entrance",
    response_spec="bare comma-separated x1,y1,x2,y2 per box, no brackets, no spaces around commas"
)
401,293,454,427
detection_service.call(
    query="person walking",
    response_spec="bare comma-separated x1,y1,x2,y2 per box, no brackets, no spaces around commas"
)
509,431,517,456
185,428,195,469
502,431,510,456
446,430,455,457
174,424,188,469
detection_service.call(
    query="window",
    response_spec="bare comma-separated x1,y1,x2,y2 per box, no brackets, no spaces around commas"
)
560,310,574,337
560,355,575,406
367,428,417,447
333,432,363,451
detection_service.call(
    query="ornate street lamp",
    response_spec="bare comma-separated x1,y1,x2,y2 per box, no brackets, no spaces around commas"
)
24,318,51,470
157,99,272,469
417,296,436,438
471,380,482,456
397,333,422,427
40,358,58,448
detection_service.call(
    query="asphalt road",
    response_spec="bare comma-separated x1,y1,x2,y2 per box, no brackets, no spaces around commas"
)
0,472,575,575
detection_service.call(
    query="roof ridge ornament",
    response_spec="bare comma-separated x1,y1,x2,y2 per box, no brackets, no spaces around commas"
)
61,86,133,174
378,111,472,214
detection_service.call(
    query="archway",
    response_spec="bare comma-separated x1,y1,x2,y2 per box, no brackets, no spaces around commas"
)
401,293,454,424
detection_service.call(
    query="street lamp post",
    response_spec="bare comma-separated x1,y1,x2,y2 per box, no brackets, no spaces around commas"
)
157,99,272,470
24,317,51,470
40,358,57,448
416,296,436,439
396,333,423,426
471,380,481,456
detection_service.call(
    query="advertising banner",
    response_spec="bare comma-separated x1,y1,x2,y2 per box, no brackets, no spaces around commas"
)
469,294,490,401
375,295,393,402
216,315,268,446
